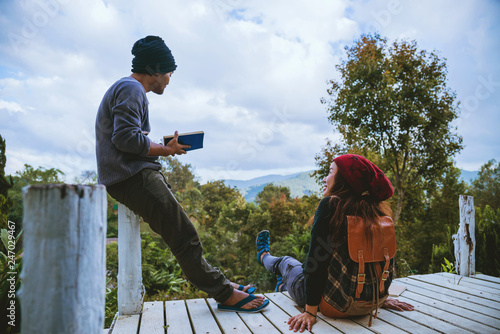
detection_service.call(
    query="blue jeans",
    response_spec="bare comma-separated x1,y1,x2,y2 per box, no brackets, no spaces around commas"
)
262,254,306,307
107,168,233,303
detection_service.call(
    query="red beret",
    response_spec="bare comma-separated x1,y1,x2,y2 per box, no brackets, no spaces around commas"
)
333,154,394,201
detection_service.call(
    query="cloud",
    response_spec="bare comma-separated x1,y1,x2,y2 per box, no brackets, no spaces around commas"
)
0,0,499,183
0,99,27,114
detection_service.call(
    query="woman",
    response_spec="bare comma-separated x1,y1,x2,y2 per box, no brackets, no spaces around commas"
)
256,154,414,332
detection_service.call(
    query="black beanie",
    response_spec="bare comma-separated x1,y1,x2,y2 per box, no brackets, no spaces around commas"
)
131,36,177,74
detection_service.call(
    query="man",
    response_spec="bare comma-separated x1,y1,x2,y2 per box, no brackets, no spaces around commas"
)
95,35,268,312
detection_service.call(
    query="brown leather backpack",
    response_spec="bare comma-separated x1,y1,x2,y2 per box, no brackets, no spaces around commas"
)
347,215,397,325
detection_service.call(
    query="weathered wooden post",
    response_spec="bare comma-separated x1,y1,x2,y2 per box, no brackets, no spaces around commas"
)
117,203,144,315
452,195,476,276
20,184,107,334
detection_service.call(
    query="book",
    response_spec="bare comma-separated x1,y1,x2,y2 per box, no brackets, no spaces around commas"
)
163,131,204,152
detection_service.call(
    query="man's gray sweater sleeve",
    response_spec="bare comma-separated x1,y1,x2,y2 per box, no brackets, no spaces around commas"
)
96,77,160,186
111,83,151,157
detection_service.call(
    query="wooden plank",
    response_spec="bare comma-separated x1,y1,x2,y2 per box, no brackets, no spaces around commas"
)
436,272,500,290
352,310,416,334
139,301,165,334
112,314,141,334
237,296,281,334
396,295,495,334
401,290,500,329
186,299,222,334
406,274,500,302
395,277,500,311
165,300,193,334
475,274,500,284
263,292,342,334
360,308,439,334
397,278,500,318
277,291,425,333
277,292,373,333
433,272,500,294
206,299,252,334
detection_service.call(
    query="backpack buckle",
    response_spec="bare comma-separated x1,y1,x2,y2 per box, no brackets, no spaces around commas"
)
358,273,366,284
381,270,390,281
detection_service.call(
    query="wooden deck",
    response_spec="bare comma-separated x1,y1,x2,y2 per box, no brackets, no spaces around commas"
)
105,273,500,333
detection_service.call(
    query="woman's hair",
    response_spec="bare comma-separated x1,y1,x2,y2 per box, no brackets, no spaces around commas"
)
326,169,393,246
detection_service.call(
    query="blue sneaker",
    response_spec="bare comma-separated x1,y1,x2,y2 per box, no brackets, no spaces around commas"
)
256,230,270,265
275,275,287,292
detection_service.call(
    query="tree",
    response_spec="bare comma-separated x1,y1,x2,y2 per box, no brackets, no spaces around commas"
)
0,135,13,230
160,156,200,194
255,184,291,209
471,159,500,210
199,180,241,228
321,34,463,222
8,164,65,227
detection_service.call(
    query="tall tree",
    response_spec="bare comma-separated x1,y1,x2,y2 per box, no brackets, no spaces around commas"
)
321,34,463,222
471,159,500,210
0,135,13,229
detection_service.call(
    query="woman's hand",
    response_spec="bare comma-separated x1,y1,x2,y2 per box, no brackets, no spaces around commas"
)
287,312,316,332
383,298,414,311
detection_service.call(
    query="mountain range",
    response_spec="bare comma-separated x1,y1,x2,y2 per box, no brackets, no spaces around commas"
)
224,169,479,203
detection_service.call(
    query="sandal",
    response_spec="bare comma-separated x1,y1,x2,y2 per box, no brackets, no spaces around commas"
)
256,230,270,265
217,294,270,313
237,285,256,294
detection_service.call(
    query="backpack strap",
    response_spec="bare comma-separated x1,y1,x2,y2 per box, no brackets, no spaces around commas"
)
380,247,390,294
356,249,365,298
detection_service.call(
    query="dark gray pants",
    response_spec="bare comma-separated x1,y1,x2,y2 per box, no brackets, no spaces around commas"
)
262,254,306,307
107,168,233,302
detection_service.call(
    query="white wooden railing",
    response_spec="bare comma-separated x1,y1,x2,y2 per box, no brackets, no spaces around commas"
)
117,203,144,315
453,195,476,276
20,184,107,334
19,186,476,333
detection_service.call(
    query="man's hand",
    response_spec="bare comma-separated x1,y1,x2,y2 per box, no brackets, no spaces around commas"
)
165,131,190,155
383,298,414,311
148,131,190,156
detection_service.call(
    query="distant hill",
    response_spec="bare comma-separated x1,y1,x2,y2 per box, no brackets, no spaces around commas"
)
224,171,321,202
224,169,478,202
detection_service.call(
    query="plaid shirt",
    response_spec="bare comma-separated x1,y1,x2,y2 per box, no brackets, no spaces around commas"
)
303,196,393,309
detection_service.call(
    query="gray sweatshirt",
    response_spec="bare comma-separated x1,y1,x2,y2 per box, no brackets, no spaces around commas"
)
95,77,161,186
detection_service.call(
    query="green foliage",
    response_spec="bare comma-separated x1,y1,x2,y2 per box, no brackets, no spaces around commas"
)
440,257,456,274
199,180,240,228
321,34,463,223
7,164,65,232
255,184,291,207
475,205,500,276
0,135,13,230
160,156,200,194
472,159,500,210
104,277,118,328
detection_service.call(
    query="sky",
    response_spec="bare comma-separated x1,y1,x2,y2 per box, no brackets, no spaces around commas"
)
0,0,499,183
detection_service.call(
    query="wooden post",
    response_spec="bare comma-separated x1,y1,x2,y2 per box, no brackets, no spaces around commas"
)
117,203,144,315
452,195,476,276
20,184,107,334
